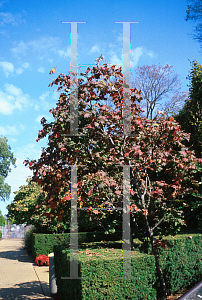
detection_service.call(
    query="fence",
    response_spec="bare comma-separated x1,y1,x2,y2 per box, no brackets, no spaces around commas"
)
0,224,34,238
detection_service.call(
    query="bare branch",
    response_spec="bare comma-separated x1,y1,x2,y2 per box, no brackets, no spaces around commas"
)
131,64,186,120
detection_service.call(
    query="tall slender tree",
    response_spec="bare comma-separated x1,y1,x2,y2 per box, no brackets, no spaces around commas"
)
0,210,5,226
0,137,16,201
173,60,202,158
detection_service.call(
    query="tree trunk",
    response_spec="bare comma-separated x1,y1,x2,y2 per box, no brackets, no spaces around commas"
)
131,217,168,299
148,233,167,300
130,230,135,250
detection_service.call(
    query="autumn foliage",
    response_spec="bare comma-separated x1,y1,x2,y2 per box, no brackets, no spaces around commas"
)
24,56,201,238
24,55,202,299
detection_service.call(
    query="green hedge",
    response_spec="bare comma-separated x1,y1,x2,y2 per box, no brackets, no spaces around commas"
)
157,234,202,295
54,245,157,300
31,231,123,259
53,234,202,298
24,227,37,254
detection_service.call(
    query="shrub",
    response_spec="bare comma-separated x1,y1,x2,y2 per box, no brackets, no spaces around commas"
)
0,230,2,238
24,226,37,253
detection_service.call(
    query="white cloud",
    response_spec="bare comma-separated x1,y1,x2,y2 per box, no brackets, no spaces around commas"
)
146,50,157,58
0,84,30,115
22,62,29,68
0,61,30,76
58,47,70,58
38,91,53,110
107,47,157,70
0,124,24,135
11,37,71,62
0,61,14,77
51,91,59,101
35,90,58,111
20,143,43,161
11,37,62,59
16,68,23,75
30,37,60,52
11,41,28,56
9,138,17,142
34,104,40,110
0,12,22,26
4,84,21,96
131,47,144,67
16,62,30,75
0,96,14,114
38,67,45,73
39,91,49,101
108,52,123,67
116,33,123,43
90,45,100,53
131,47,157,66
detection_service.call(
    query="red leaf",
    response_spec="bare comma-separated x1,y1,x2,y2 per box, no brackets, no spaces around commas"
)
87,188,93,196
84,112,90,118
49,66,57,74
130,189,135,195
37,179,42,185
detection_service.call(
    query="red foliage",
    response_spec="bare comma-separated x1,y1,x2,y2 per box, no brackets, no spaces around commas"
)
24,56,202,239
154,239,167,250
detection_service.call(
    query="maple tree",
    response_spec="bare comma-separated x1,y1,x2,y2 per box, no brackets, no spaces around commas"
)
24,55,202,299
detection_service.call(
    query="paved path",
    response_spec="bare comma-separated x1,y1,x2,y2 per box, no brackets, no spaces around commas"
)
0,238,54,300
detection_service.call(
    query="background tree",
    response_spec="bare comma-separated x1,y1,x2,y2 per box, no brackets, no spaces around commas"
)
130,64,187,120
173,60,202,158
0,210,5,226
0,137,16,201
6,178,122,234
0,210,14,225
186,0,202,48
173,60,202,229
6,178,71,233
24,56,202,299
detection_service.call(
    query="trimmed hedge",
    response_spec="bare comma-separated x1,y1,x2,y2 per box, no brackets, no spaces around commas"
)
54,244,157,300
31,231,123,260
158,235,202,295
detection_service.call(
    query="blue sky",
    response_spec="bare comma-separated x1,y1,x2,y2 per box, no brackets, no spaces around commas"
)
0,0,202,218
